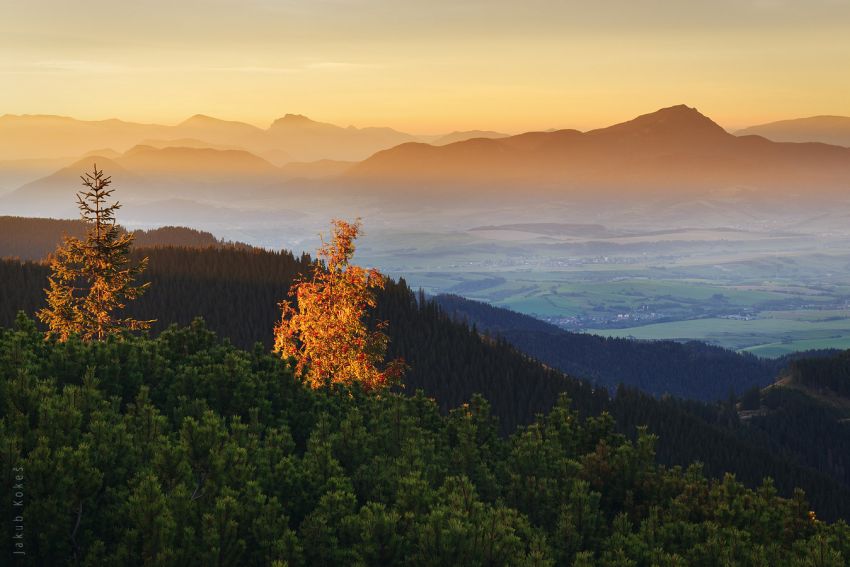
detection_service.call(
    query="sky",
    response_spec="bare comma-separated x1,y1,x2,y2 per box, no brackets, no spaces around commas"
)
2,0,849,133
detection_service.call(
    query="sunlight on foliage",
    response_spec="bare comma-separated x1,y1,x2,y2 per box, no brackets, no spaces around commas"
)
274,219,405,390
37,164,153,341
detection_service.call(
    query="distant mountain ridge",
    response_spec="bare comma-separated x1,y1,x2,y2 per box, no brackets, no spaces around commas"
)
736,115,850,147
346,105,850,197
0,112,418,163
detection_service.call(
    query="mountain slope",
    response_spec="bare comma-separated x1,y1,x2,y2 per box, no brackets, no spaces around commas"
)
434,293,793,401
0,112,420,163
266,114,418,161
3,145,285,216
0,215,226,260
737,115,850,146
346,105,850,196
432,130,509,145
732,353,850,495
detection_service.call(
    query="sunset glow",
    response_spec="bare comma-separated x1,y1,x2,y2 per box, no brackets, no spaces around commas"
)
3,0,850,132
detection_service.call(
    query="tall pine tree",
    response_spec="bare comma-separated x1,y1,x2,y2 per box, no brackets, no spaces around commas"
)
38,165,153,340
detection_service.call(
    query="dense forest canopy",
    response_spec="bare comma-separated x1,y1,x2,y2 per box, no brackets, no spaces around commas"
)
2,319,849,565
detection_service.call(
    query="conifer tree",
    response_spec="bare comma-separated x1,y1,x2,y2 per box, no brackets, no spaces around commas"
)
37,165,153,340
273,219,405,390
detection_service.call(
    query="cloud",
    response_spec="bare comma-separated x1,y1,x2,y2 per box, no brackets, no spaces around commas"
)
304,61,380,70
0,60,127,74
209,62,380,74
210,65,300,74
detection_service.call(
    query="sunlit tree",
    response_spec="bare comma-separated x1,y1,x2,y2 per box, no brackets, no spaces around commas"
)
273,219,405,390
37,165,153,340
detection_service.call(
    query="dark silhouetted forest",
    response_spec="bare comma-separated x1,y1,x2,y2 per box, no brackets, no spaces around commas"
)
0,216,226,260
435,293,805,401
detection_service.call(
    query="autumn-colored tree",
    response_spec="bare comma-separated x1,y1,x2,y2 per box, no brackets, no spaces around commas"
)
273,219,405,390
37,165,153,340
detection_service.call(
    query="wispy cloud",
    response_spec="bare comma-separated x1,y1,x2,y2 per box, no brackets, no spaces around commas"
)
304,61,380,70
209,61,380,74
210,65,300,74
17,60,126,73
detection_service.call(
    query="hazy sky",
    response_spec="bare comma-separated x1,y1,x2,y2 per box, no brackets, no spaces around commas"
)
2,0,849,132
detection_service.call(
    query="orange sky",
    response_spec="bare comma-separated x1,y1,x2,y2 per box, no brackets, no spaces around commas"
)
2,1,849,133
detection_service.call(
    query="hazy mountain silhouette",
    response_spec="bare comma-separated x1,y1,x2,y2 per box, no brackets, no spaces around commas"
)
265,114,418,161
431,130,509,145
3,144,287,218
736,116,850,147
347,105,850,196
119,145,279,181
0,114,166,161
0,112,419,164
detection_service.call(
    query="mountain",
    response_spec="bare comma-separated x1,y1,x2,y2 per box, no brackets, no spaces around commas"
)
137,137,244,151
431,130,509,145
0,215,226,260
737,115,850,147
0,112,420,164
0,156,77,196
3,145,285,216
433,293,807,401
346,105,850,197
265,114,418,161
732,352,850,496
173,113,266,147
0,114,166,161
4,156,142,216
119,145,280,181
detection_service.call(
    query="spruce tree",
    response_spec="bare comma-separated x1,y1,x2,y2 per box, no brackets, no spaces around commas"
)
37,164,153,340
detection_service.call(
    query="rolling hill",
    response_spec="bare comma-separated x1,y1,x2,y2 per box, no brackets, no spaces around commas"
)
2,146,285,217
0,215,227,260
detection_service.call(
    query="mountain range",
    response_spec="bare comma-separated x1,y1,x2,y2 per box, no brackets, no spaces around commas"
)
0,112,478,163
345,105,850,197
6,104,850,219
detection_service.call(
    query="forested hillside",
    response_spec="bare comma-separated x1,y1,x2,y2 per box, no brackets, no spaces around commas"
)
2,320,849,565
0,216,225,260
788,352,850,397
725,353,850,496
435,294,799,401
4,246,850,520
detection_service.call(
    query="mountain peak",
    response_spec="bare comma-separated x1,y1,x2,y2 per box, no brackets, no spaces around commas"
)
180,114,219,125
591,104,729,140
272,113,317,125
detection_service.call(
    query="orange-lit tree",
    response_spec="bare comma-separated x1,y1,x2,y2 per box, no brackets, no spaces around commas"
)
273,219,405,390
38,165,153,341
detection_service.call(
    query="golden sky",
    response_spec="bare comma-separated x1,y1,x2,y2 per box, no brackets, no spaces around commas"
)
2,0,849,133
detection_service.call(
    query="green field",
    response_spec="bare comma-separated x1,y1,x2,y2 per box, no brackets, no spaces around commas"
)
370,226,850,359
586,316,850,357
